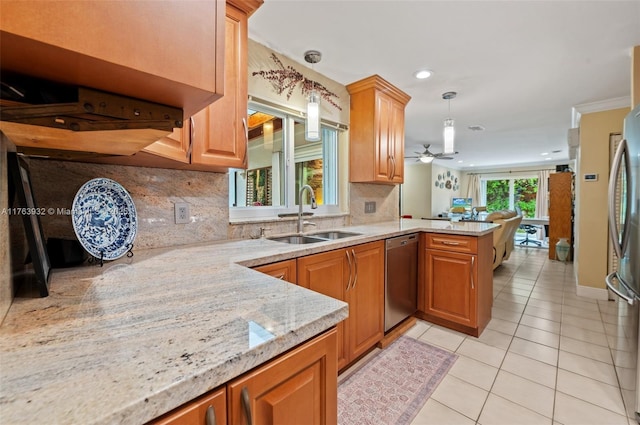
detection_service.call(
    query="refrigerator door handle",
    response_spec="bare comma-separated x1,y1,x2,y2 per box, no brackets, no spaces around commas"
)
605,272,636,305
608,138,632,259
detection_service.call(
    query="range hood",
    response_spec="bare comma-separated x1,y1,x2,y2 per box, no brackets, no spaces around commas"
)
0,74,182,156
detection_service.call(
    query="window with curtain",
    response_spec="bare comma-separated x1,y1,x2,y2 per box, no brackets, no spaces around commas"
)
482,176,538,217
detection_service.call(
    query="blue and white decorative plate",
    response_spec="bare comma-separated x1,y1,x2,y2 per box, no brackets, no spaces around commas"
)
72,178,137,260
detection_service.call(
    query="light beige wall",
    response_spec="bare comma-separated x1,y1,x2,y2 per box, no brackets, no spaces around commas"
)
401,163,431,218
576,107,628,289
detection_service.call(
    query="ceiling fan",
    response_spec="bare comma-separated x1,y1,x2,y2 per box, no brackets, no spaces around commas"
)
406,144,456,163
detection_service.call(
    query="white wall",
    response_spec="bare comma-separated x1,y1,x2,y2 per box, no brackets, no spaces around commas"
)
401,162,431,218
431,163,462,215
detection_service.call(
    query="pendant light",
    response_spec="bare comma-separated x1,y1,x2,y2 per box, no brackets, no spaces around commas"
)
304,50,322,142
442,91,457,154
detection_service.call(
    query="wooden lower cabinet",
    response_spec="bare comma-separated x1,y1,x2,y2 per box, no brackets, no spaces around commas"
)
418,233,493,337
150,328,337,425
253,259,297,284
150,387,226,425
297,241,384,370
227,328,337,425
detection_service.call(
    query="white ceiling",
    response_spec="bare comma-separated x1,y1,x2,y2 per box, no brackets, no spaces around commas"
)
248,0,640,170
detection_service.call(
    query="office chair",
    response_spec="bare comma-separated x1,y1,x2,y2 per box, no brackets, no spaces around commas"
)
519,224,542,246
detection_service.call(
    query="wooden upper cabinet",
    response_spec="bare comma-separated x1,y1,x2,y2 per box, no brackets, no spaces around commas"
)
191,3,248,169
0,0,225,117
347,75,410,184
116,0,256,171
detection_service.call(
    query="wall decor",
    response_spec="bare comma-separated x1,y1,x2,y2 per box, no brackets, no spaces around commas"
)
252,53,342,111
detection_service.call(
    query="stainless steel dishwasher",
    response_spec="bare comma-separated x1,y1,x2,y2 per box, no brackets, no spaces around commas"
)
385,233,418,332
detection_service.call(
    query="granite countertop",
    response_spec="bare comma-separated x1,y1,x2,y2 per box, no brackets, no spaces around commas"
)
0,218,497,424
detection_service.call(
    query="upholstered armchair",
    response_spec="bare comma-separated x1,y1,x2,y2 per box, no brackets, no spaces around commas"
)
485,210,523,269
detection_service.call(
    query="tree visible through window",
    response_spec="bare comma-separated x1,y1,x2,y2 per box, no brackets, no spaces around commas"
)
483,177,538,217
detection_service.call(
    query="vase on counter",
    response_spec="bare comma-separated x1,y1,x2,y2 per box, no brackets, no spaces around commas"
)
556,238,570,262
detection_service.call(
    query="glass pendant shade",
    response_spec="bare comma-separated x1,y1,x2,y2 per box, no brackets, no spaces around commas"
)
263,121,274,150
443,118,455,154
305,90,321,141
419,156,434,163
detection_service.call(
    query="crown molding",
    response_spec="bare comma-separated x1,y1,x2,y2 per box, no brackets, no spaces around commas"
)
571,96,631,127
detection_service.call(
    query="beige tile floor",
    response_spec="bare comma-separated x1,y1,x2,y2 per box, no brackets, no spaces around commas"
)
401,247,640,425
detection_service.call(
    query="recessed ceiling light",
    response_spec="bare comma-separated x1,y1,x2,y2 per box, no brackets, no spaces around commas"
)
414,69,432,79
541,152,549,156
468,125,485,131
457,160,463,163
545,157,552,160
469,164,475,167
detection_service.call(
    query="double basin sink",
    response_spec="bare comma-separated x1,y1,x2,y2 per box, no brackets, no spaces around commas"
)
269,231,361,244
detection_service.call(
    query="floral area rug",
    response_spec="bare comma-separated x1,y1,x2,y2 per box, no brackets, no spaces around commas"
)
338,336,457,425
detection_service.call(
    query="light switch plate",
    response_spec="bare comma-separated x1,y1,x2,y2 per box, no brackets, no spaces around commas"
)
364,201,376,214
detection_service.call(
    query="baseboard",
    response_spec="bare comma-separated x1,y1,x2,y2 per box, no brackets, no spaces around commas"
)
575,283,609,300
377,317,417,349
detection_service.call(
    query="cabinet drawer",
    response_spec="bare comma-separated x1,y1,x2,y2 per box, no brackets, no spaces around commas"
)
253,259,297,284
425,233,477,254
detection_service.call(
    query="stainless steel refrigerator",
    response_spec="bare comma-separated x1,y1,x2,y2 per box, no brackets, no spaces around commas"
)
606,103,640,422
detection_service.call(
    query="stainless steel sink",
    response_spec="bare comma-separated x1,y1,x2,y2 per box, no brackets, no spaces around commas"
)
268,235,326,244
268,231,362,244
310,231,362,240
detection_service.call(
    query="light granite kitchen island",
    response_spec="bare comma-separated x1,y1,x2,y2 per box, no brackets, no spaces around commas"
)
0,219,497,424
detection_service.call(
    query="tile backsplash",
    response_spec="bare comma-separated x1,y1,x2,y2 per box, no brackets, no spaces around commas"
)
349,183,399,225
27,159,230,250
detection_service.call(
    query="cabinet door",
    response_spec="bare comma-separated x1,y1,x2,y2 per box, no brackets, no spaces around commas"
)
389,100,405,183
142,121,191,163
253,259,297,284
192,4,248,168
347,241,384,359
424,250,477,328
227,328,338,425
150,387,226,425
548,172,573,260
375,93,394,182
297,250,349,370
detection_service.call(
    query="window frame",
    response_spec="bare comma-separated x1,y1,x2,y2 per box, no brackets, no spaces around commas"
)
229,101,343,222
480,173,539,217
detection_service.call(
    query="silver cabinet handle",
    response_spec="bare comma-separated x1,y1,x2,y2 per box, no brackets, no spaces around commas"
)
345,250,353,291
352,249,358,289
607,138,632,260
186,116,195,161
390,155,396,180
242,117,249,167
241,387,252,425
442,241,460,246
275,273,286,280
470,256,475,289
205,405,216,425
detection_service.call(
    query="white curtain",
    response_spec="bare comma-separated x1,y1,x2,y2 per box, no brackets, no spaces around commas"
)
535,170,550,242
535,170,550,218
466,174,481,206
